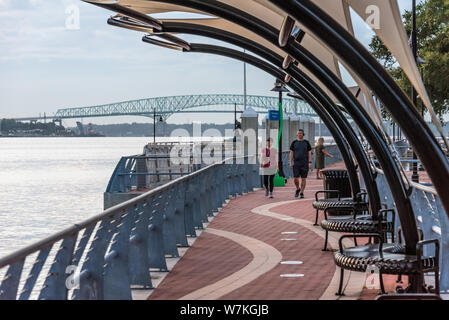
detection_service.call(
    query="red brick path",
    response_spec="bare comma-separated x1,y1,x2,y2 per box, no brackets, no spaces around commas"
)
148,162,394,300
149,169,338,300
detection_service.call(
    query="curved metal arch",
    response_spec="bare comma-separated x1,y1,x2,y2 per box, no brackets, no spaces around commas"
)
188,42,360,200
54,94,315,121
272,0,449,226
84,0,163,30
151,0,419,253
158,22,377,216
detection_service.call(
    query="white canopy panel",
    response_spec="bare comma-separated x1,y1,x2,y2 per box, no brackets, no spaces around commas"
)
86,0,445,145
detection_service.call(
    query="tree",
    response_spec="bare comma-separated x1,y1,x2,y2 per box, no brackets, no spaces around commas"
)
369,0,449,118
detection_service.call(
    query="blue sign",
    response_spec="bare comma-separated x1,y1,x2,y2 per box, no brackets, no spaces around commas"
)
268,110,280,121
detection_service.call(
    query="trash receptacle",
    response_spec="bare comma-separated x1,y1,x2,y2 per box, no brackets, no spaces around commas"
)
321,169,351,199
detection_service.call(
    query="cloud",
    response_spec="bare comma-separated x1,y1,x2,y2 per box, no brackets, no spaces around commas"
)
28,0,43,6
0,0,10,7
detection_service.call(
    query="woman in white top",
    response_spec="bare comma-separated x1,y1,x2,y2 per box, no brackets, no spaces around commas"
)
260,138,278,198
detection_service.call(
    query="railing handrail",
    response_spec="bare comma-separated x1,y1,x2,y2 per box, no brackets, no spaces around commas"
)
0,154,256,269
374,167,437,196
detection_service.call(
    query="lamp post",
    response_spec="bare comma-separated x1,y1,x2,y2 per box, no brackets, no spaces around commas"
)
153,109,163,144
411,0,419,183
417,56,427,173
417,56,427,119
271,79,289,178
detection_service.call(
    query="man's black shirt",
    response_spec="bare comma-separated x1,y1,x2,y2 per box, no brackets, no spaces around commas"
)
290,139,312,168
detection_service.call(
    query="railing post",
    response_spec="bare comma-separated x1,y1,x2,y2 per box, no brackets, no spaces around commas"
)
183,178,197,237
245,157,254,192
236,164,243,196
225,164,233,199
252,155,260,190
173,182,189,247
198,174,208,222
147,196,168,272
71,226,96,273
192,176,204,229
18,246,53,300
39,233,78,300
128,203,153,289
162,188,180,257
213,166,222,211
220,164,228,205
77,215,117,300
205,170,215,217
103,208,135,300
0,259,25,300
229,164,237,197
242,160,249,194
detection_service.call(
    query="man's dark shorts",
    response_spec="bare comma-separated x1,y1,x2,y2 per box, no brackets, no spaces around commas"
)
293,165,308,178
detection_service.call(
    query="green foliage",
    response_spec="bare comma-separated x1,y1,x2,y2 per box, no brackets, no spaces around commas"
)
369,0,449,117
0,119,65,135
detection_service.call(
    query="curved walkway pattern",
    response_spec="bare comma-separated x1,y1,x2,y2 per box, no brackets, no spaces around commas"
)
147,165,367,300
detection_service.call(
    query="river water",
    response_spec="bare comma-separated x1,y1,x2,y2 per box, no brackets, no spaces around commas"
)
0,137,152,258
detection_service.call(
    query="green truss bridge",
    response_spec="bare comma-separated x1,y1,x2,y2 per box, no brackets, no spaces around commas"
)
12,94,317,122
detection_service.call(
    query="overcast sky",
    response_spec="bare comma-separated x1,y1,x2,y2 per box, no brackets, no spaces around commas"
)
0,0,417,126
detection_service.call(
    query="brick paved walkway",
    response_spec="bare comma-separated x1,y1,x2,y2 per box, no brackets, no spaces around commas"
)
146,162,375,300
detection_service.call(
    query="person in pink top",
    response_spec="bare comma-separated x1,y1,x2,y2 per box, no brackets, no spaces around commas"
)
259,138,278,198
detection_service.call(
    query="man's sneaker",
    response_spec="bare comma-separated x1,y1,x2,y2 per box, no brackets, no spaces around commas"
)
265,190,269,197
300,193,305,199
269,193,273,198
295,189,301,198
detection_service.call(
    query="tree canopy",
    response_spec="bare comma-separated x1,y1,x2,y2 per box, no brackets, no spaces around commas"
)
369,0,449,118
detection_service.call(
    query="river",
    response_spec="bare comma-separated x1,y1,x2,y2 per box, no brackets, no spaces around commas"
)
0,137,152,258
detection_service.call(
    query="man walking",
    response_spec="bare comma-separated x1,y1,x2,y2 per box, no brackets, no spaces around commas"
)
290,129,312,198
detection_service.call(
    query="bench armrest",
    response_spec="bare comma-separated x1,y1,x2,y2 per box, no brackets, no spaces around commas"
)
378,208,395,222
355,190,368,202
416,239,440,272
377,209,396,241
338,234,384,257
315,190,340,201
323,206,356,219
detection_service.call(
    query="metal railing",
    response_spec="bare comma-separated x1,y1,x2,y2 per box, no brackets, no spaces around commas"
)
367,168,449,293
0,156,259,300
106,155,198,192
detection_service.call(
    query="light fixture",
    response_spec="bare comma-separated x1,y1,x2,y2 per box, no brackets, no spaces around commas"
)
271,79,289,93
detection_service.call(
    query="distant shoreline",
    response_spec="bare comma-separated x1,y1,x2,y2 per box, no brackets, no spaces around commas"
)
0,135,108,138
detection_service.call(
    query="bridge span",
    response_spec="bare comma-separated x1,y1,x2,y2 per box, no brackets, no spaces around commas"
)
11,94,316,122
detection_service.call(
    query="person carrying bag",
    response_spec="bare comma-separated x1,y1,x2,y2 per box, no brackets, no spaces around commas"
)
260,138,278,198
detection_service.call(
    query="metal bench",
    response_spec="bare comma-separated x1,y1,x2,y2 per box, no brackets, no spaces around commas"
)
312,190,368,226
334,234,440,296
320,208,395,251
